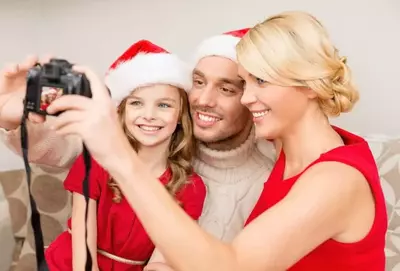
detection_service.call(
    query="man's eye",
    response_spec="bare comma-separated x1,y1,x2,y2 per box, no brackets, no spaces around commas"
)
193,79,204,86
221,87,234,93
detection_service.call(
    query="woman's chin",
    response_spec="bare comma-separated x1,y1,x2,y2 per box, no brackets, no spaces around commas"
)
254,126,277,141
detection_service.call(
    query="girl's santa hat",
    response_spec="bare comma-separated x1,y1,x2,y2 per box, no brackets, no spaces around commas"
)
105,40,192,103
192,28,250,64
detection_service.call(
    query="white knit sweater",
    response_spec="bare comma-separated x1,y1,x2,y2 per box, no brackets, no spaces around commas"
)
0,122,275,241
194,128,274,241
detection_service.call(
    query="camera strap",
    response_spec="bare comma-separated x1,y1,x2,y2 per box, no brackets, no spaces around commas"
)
81,144,93,271
20,109,47,270
20,105,93,271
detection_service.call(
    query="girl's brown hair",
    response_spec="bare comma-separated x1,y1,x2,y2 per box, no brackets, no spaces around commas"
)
108,86,196,203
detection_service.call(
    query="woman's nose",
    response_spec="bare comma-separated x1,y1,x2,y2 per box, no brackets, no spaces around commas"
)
240,87,257,107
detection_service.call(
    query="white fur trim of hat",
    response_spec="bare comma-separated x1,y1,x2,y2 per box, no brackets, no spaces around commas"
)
104,40,192,103
191,28,250,65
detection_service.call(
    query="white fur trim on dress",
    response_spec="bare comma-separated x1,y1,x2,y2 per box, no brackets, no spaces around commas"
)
105,53,192,102
192,34,241,65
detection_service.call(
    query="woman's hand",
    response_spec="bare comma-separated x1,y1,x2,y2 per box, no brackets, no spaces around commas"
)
0,55,50,130
47,65,133,176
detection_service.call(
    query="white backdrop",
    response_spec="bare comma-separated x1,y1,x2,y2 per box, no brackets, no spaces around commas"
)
1,0,399,170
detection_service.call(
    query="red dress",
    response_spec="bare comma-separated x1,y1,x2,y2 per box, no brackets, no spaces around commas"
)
45,155,206,271
245,127,387,270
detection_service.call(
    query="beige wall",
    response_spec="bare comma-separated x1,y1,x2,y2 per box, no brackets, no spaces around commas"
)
1,0,399,170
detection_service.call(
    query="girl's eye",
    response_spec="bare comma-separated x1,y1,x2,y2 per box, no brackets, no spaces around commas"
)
158,103,171,108
129,100,141,106
256,77,266,84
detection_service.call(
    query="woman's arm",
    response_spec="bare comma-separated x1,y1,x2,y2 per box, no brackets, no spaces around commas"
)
111,153,371,271
71,193,99,271
0,118,82,169
46,66,372,271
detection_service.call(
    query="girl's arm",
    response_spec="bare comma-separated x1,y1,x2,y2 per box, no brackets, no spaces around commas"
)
147,248,166,264
71,193,99,271
145,250,173,271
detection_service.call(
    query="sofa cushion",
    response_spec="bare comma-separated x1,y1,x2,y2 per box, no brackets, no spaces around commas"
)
0,183,16,271
366,137,400,270
14,165,72,271
0,170,29,238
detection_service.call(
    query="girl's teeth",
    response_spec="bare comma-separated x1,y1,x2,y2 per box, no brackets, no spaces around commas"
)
198,113,220,123
140,125,161,131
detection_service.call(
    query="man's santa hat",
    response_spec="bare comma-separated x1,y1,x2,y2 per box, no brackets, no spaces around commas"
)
105,39,192,103
192,28,250,64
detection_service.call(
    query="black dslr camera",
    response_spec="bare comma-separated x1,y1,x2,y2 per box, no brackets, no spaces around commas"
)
25,58,92,115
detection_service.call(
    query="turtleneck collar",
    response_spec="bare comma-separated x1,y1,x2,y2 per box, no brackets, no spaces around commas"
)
196,127,256,168
193,127,272,184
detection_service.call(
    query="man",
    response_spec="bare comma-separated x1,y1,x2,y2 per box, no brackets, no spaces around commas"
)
0,29,275,244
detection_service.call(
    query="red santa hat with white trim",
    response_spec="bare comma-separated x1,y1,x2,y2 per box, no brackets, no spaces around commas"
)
105,39,192,103
192,28,250,64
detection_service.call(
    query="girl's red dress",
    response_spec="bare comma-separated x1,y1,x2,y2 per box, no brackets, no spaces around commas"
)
245,126,387,271
45,154,206,271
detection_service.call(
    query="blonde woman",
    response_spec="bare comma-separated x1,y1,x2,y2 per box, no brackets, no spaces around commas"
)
46,11,386,271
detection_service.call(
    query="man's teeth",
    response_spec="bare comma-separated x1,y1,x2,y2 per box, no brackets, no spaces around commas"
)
198,113,220,122
139,125,161,131
252,110,270,118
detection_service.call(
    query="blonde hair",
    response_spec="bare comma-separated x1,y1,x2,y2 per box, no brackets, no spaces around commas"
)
108,87,195,203
236,11,359,117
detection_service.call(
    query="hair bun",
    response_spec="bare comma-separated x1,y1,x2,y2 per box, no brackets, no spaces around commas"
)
324,57,359,116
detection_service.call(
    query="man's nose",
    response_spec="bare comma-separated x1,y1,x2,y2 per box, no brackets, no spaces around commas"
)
197,86,217,107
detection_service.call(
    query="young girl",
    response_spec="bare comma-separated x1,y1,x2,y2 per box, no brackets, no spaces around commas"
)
44,40,206,271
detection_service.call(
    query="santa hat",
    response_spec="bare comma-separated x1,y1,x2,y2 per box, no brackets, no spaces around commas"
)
192,28,250,65
105,40,192,102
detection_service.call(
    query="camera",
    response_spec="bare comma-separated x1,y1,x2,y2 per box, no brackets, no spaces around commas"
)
24,58,92,115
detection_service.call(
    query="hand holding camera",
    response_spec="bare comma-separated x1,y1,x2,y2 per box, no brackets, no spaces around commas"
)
0,56,46,130
25,58,92,116
40,61,131,176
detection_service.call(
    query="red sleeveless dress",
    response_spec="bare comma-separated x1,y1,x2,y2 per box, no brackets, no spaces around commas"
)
245,127,387,270
45,154,206,271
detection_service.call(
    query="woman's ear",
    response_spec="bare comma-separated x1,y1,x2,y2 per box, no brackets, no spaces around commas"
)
299,86,318,99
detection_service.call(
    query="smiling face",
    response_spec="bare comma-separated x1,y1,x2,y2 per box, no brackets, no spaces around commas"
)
238,64,310,140
235,12,359,140
188,56,253,149
123,84,181,148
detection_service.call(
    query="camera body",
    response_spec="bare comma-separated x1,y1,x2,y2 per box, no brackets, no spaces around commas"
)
25,59,92,115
